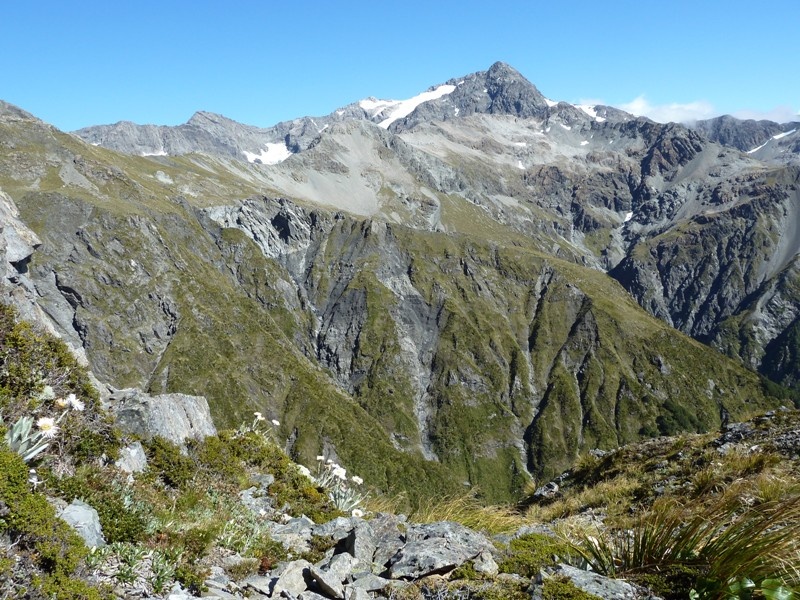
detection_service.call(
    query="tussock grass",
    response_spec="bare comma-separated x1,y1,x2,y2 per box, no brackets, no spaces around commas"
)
574,494,800,598
525,475,643,522
408,493,525,535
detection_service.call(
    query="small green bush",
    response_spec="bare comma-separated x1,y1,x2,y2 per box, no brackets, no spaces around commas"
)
178,524,219,561
144,436,197,489
192,434,247,485
49,467,149,544
542,576,602,600
499,533,576,578
174,562,209,595
0,446,106,597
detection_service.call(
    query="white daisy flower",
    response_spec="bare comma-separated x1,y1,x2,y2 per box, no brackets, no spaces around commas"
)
351,508,364,518
271,419,280,427
36,417,60,438
351,475,364,485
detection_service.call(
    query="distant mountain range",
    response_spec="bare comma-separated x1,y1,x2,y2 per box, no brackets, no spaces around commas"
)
73,62,799,169
1,62,797,500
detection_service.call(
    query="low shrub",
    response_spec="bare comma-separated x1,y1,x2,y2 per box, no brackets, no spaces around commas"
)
499,533,576,578
144,436,197,489
49,467,150,544
0,446,109,597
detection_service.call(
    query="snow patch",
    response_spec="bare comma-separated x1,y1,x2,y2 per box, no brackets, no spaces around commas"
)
141,150,167,157
544,98,558,108
559,123,572,131
580,141,589,146
623,211,633,223
376,84,457,129
747,141,769,154
243,142,292,165
517,160,524,170
454,107,460,116
746,130,796,154
513,142,527,147
773,128,796,140
574,105,606,122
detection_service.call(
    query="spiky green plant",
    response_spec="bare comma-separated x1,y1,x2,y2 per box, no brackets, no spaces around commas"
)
574,495,800,599
2,414,52,463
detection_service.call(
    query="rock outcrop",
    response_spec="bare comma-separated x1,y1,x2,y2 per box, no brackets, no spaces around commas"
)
106,389,217,447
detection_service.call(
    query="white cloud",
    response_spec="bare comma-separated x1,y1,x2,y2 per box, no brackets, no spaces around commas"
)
732,106,799,123
616,95,716,124
610,96,800,125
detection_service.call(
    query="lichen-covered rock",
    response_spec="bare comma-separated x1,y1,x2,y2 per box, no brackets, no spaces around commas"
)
106,388,216,447
546,564,659,600
386,521,496,579
270,559,314,598
59,499,105,548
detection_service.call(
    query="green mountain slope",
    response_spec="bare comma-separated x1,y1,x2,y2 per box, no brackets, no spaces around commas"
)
0,103,785,503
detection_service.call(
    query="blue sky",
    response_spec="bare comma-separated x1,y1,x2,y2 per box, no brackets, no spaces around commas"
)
2,1,798,131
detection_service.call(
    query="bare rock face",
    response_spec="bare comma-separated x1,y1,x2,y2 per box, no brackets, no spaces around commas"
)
107,388,216,447
386,521,496,580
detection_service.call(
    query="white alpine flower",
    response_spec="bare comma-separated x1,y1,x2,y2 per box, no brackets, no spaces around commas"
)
67,393,85,411
351,475,363,485
271,419,280,427
253,412,265,421
316,455,325,462
297,464,311,478
36,417,60,438
332,466,347,480
351,508,364,518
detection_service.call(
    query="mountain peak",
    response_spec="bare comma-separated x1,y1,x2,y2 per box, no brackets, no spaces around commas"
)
486,61,524,79
187,111,235,127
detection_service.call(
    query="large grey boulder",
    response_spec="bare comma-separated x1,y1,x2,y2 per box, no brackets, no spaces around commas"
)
269,516,315,553
107,388,216,447
545,564,656,600
386,521,496,580
363,513,407,571
313,516,359,542
271,559,314,597
59,499,105,548
309,565,344,599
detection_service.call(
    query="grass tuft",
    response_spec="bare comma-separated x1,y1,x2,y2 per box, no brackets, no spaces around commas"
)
573,495,800,599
